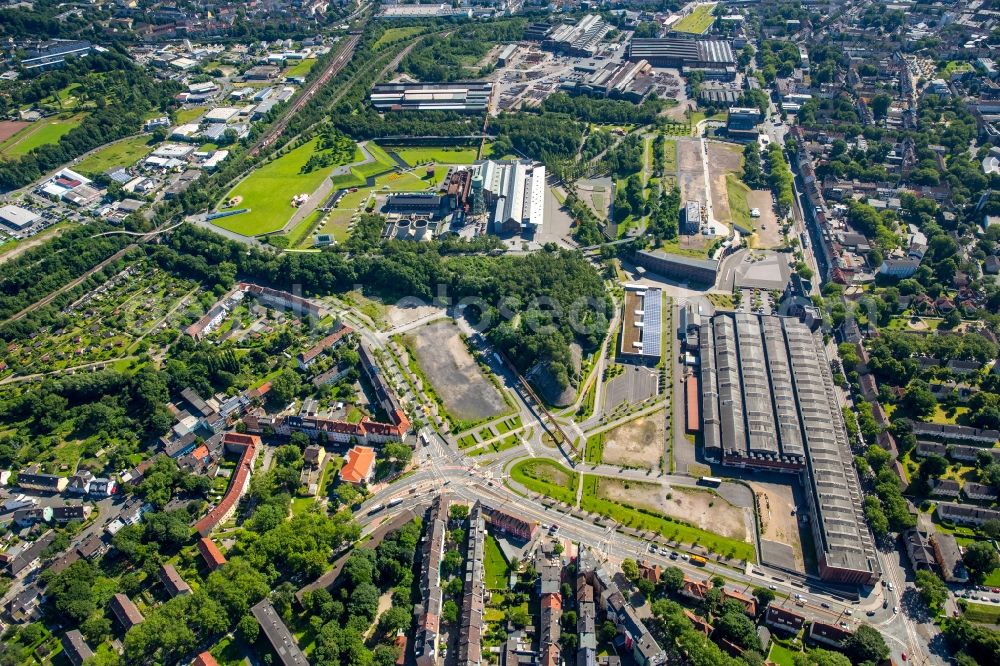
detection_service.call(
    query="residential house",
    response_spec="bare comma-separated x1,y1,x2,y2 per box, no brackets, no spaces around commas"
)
198,537,227,571
963,482,999,502
109,593,144,631
61,630,94,666
808,621,852,649
764,604,805,635
937,502,1000,526
340,445,376,487
159,564,192,597
17,470,68,493
930,531,968,584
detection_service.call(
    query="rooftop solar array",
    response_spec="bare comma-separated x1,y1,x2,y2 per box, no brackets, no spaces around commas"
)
642,289,662,357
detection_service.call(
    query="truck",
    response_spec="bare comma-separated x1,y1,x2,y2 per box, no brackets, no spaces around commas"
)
690,555,708,566
699,476,723,487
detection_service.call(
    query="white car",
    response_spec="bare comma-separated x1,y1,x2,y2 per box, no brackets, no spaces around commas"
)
893,606,899,615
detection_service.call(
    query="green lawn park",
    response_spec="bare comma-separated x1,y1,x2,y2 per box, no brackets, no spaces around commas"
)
214,138,350,236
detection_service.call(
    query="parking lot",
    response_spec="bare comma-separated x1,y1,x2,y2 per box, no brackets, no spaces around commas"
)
604,363,659,412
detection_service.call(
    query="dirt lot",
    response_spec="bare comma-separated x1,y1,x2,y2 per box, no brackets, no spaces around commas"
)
706,142,742,228
406,320,508,423
600,409,665,468
597,478,747,541
676,139,706,205
0,121,29,143
386,303,444,329
747,190,782,249
750,481,805,569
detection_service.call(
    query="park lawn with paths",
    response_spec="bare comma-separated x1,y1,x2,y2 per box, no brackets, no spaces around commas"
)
580,475,755,562
391,145,480,167
673,4,716,34
510,459,578,506
75,135,156,175
0,113,85,158
726,174,753,232
483,533,511,589
215,138,339,236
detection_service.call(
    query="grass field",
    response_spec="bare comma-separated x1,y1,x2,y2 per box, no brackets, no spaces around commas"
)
673,3,717,34
510,459,578,506
174,106,206,124
284,59,317,78
215,138,344,236
663,138,678,179
658,237,713,259
390,145,480,167
726,174,753,232
331,142,396,188
0,114,85,159
580,475,755,561
483,533,511,589
75,135,155,175
963,602,1000,624
374,26,425,49
767,643,800,666
585,432,605,464
374,170,434,192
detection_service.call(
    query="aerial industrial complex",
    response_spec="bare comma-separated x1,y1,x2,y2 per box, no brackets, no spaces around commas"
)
697,313,880,585
369,82,493,113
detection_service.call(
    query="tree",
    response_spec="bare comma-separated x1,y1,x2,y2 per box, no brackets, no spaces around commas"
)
378,606,411,636
902,381,937,418
871,94,892,120
982,519,1000,540
507,606,530,628
715,609,761,651
843,625,890,664
963,541,999,583
442,599,459,625
598,620,617,643
373,645,399,666
348,583,380,622
269,369,303,405
915,570,948,610
752,587,775,609
660,566,685,594
864,445,892,474
918,453,949,480
621,558,640,582
449,504,469,521
237,614,260,643
792,648,852,666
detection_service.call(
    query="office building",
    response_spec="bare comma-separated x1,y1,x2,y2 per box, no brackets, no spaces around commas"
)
620,284,663,362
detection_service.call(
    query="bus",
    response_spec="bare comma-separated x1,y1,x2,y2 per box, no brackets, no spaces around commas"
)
699,476,723,487
690,555,708,566
387,498,404,508
419,432,430,447
367,504,385,515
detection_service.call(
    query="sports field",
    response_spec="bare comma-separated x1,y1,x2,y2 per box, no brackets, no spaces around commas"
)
0,114,85,159
390,145,480,167
215,138,347,236
75,136,155,175
673,3,716,34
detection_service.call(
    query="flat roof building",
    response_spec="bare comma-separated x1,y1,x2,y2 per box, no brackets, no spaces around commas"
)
620,284,662,362
370,82,493,113
700,313,879,586
252,599,309,666
635,249,719,285
0,205,40,230
627,38,735,69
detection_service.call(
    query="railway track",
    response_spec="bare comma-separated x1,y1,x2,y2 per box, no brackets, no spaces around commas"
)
248,33,361,158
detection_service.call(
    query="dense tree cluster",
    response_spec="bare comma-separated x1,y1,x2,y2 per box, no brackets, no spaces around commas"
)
541,92,667,126
401,20,525,82
491,111,584,164
154,226,610,393
758,40,801,82
942,617,1000,666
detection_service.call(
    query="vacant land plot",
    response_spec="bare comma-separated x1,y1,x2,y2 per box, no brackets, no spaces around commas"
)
582,476,754,561
215,138,336,236
0,114,84,159
677,139,707,206
390,145,479,167
599,409,665,468
673,3,717,33
707,142,742,230
405,320,508,425
662,138,678,183
510,459,578,505
962,602,1000,624
0,121,28,143
594,478,747,541
484,533,511,589
75,136,155,175
726,174,752,233
387,303,445,329
284,58,317,78
750,480,805,571
374,26,424,49
747,190,781,248
174,106,206,124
